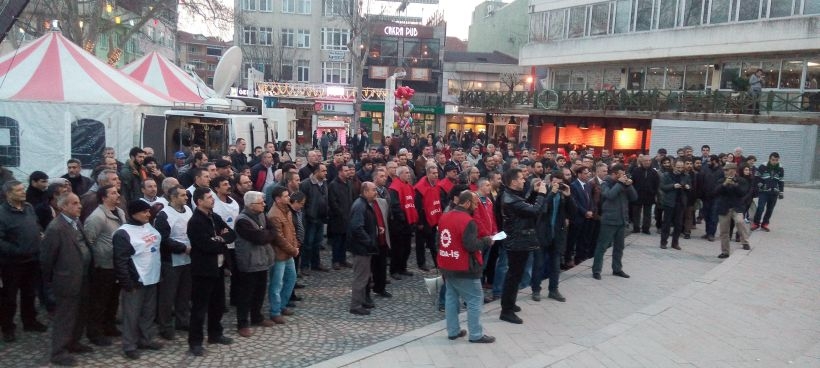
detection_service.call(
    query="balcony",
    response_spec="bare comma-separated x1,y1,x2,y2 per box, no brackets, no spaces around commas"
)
459,89,820,114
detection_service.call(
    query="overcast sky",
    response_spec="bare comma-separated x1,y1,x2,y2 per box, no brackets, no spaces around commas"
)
178,0,491,41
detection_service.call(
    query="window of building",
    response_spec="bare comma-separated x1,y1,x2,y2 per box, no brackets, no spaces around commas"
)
297,29,310,48
568,6,586,38
297,60,310,82
98,33,109,50
323,0,347,16
554,70,571,90
737,0,762,21
635,0,654,31
259,0,272,12
683,64,710,90
666,64,684,89
603,68,622,89
768,0,792,17
628,67,645,89
590,3,610,36
547,9,565,40
571,70,588,89
283,0,295,13
281,28,295,47
806,59,820,89
188,45,197,54
645,65,665,89
281,60,293,81
614,0,632,33
297,0,311,14
720,62,741,89
530,12,547,41
242,0,256,11
206,46,222,56
322,62,350,84
682,0,704,26
71,119,105,169
780,60,803,89
807,0,820,14
208,64,217,71
321,28,350,50
243,26,257,45
761,60,781,88
259,27,273,45
657,0,678,29
0,116,20,168
710,0,733,23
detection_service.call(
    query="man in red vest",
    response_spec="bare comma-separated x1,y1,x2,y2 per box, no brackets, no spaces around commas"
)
438,190,494,343
388,166,418,279
414,164,442,271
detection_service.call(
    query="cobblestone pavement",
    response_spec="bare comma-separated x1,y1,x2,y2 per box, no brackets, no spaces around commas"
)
321,188,820,368
0,243,447,367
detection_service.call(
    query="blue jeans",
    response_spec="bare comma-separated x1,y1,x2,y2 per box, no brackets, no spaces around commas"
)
301,219,323,269
492,247,508,298
268,259,296,317
445,277,484,341
532,246,561,293
753,191,778,225
519,252,533,290
329,234,347,264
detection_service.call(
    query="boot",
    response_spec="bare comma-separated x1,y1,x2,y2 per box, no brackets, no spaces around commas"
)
671,239,681,250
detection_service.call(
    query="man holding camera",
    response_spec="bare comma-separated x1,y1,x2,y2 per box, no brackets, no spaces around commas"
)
715,163,751,258
591,164,637,280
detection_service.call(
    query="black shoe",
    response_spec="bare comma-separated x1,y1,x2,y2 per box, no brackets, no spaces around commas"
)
390,273,403,280
660,241,668,249
593,273,601,280
375,291,393,298
175,325,190,332
632,228,640,233
159,331,175,341
67,342,94,353
362,302,376,309
286,302,297,308
3,331,15,343
137,341,163,350
683,233,691,239
23,321,47,332
124,350,141,360
531,291,541,302
512,305,521,312
350,307,371,315
365,295,374,305
469,335,496,343
613,270,630,278
89,336,112,346
294,283,305,289
438,304,445,312
448,329,466,340
642,230,652,235
499,312,523,324
103,327,122,337
548,290,566,302
50,354,77,366
189,346,205,357
207,336,234,345
290,294,303,301
742,244,751,250
418,265,431,271
399,271,414,277
718,253,729,259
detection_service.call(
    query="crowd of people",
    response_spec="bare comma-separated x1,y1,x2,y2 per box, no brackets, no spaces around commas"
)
0,130,785,364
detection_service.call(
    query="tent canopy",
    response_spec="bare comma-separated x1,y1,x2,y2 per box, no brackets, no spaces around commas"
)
0,31,173,105
121,51,215,103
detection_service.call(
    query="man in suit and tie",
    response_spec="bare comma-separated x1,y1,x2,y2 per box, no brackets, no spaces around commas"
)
566,166,595,268
41,193,94,366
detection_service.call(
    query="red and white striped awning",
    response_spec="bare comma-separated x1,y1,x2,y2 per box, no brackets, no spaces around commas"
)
121,51,214,104
0,31,174,105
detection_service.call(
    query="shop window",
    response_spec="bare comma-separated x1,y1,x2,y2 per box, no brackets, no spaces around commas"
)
645,66,665,89
737,0,761,21
720,62,741,89
554,70,571,90
666,65,684,89
0,117,20,167
628,67,645,90
530,12,547,41
710,0,732,23
71,119,106,169
805,59,820,89
587,69,604,90
682,0,704,26
683,64,710,90
761,60,781,88
602,68,622,90
780,60,803,89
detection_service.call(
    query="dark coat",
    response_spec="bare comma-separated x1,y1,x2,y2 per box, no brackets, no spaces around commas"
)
598,177,638,226
570,179,593,224
346,197,378,256
714,176,750,215
501,188,546,252
328,178,354,235
187,208,237,278
40,216,92,297
0,201,41,264
659,171,692,208
388,187,414,236
537,191,575,254
629,166,660,205
299,177,329,222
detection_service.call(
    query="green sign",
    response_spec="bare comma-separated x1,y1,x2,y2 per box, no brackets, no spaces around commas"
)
411,105,444,114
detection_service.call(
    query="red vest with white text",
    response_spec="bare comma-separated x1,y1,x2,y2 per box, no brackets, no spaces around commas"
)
436,211,482,272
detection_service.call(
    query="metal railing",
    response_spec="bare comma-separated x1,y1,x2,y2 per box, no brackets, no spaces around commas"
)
256,82,388,102
458,89,820,113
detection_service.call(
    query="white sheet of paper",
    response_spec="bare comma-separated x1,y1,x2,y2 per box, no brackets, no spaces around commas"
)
492,231,507,241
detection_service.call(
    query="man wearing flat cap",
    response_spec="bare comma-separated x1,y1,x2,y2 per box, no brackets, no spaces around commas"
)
714,162,750,258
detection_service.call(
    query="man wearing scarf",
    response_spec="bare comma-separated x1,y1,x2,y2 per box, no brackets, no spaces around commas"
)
751,152,784,232
388,166,418,279
414,164,443,271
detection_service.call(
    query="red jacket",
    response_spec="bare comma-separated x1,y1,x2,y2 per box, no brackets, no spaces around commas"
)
472,196,497,238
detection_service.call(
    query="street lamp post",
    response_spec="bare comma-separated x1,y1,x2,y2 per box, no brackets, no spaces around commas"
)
383,70,406,138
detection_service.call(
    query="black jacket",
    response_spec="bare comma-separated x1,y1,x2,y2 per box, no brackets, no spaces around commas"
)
696,165,724,200
154,210,189,263
327,177,354,235
388,187,414,236
714,176,750,215
501,188,546,252
537,191,575,254
187,208,237,277
629,166,660,205
346,197,378,256
299,177,328,222
0,202,41,264
659,171,692,208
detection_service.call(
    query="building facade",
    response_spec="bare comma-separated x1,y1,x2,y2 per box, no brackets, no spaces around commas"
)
467,0,529,57
177,31,231,87
508,0,820,182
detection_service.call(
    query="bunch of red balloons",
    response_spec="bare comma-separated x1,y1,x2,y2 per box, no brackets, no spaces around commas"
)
393,86,415,132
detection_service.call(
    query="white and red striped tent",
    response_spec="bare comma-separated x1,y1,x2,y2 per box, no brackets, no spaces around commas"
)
121,51,215,103
0,31,173,179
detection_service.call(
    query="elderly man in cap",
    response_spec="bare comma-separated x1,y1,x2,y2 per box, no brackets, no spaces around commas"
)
715,163,751,258
113,200,164,359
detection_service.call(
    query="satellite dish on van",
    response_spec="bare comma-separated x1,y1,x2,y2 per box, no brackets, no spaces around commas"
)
212,46,242,98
